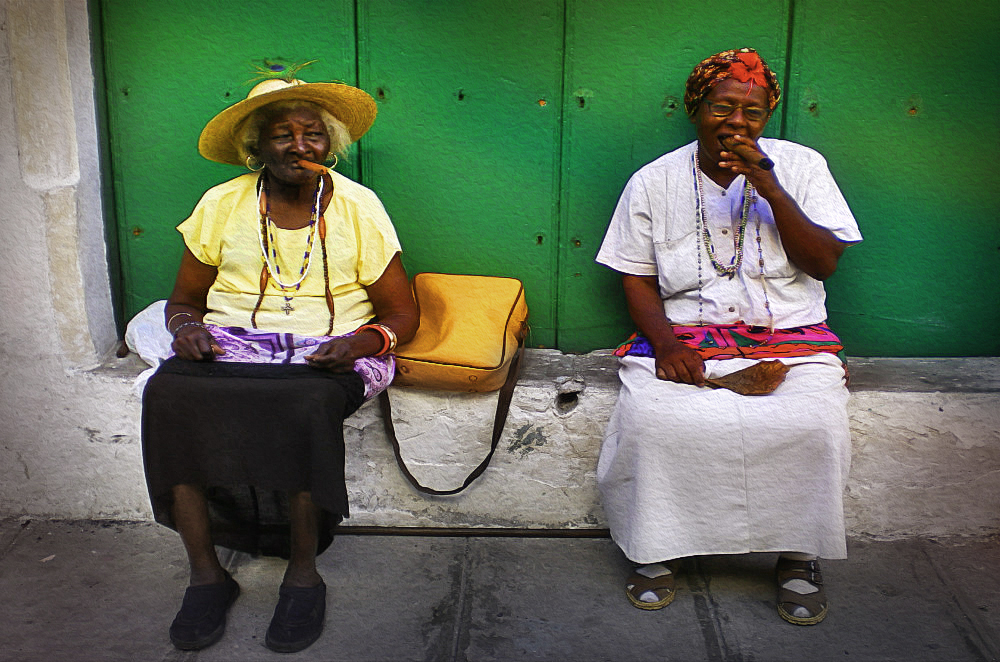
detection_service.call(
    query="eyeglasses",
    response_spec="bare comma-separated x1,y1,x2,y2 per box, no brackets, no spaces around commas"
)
705,102,769,122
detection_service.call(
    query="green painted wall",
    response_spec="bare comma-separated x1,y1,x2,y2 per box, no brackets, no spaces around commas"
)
99,0,1000,356
785,1,1000,356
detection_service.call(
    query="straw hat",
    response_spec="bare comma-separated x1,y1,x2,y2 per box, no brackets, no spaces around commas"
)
198,78,377,166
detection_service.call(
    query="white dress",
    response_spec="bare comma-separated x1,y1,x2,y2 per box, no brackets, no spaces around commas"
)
595,139,862,563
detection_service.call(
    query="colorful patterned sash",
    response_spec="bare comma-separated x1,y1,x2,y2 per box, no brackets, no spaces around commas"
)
613,323,844,361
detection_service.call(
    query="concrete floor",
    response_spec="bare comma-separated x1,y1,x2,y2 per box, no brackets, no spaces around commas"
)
0,519,997,662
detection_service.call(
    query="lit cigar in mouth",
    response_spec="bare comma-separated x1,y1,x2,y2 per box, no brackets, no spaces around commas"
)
721,137,774,170
296,160,328,174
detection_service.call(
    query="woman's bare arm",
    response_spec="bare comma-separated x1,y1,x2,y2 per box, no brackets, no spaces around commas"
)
305,253,418,371
164,248,224,360
622,274,704,386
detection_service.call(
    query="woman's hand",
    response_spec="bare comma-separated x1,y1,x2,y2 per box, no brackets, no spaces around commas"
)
306,253,417,371
719,134,779,196
622,274,706,386
171,325,225,361
304,334,377,372
653,340,705,386
718,135,845,280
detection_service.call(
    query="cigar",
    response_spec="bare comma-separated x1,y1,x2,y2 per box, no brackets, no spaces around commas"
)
296,160,328,174
721,138,774,170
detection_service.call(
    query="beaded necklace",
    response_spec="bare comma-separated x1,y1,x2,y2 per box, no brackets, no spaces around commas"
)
251,172,336,334
693,149,751,279
256,173,321,313
692,149,773,334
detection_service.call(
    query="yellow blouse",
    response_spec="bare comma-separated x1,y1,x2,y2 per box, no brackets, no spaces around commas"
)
178,171,401,337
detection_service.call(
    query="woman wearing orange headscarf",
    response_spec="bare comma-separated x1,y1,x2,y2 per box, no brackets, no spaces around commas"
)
596,48,861,625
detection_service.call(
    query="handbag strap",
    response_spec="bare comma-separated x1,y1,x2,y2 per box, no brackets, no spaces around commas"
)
378,345,524,496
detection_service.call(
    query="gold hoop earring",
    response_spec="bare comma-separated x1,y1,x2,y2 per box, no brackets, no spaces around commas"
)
246,155,264,172
323,154,339,169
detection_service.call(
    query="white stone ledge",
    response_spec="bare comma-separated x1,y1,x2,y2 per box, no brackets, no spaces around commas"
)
344,352,1000,539
7,352,998,541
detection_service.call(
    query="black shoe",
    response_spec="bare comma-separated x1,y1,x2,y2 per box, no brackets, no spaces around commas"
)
265,581,327,653
169,571,240,650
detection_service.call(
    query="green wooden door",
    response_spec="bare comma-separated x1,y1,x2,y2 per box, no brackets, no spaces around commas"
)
357,0,565,348
99,0,999,356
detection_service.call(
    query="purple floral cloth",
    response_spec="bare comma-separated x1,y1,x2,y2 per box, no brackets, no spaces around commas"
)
169,325,394,399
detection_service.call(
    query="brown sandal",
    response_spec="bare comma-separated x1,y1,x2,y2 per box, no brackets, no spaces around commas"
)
625,565,676,610
776,558,828,625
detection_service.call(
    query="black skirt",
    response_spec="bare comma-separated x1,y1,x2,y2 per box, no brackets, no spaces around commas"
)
141,357,366,558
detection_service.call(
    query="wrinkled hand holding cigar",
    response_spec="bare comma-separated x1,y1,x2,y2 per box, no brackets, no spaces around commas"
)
721,136,774,170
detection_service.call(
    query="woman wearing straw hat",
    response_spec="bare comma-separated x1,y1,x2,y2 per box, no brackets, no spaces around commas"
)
141,75,417,652
595,48,861,624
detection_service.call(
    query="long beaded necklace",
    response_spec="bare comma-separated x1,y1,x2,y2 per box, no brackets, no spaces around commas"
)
251,172,336,334
693,149,751,279
692,149,774,334
256,173,322,314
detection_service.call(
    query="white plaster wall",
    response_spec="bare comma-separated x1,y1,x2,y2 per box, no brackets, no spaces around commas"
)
343,364,1000,539
0,0,124,516
846,391,1000,539
2,346,998,542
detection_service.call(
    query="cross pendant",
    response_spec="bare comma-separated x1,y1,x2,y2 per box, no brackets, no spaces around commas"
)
281,301,294,315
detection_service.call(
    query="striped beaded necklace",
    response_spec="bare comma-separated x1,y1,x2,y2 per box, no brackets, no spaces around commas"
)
692,149,773,334
251,172,336,334
693,149,751,279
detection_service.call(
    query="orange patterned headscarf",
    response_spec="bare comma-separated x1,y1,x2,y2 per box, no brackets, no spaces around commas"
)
684,48,781,117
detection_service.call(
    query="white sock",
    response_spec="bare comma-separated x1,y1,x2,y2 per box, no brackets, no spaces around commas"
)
633,563,672,603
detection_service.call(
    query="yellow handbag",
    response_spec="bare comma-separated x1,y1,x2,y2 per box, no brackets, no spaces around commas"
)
391,273,528,391
379,273,529,495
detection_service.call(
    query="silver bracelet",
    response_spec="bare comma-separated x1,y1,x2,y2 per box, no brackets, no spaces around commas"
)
172,321,207,338
166,312,194,330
